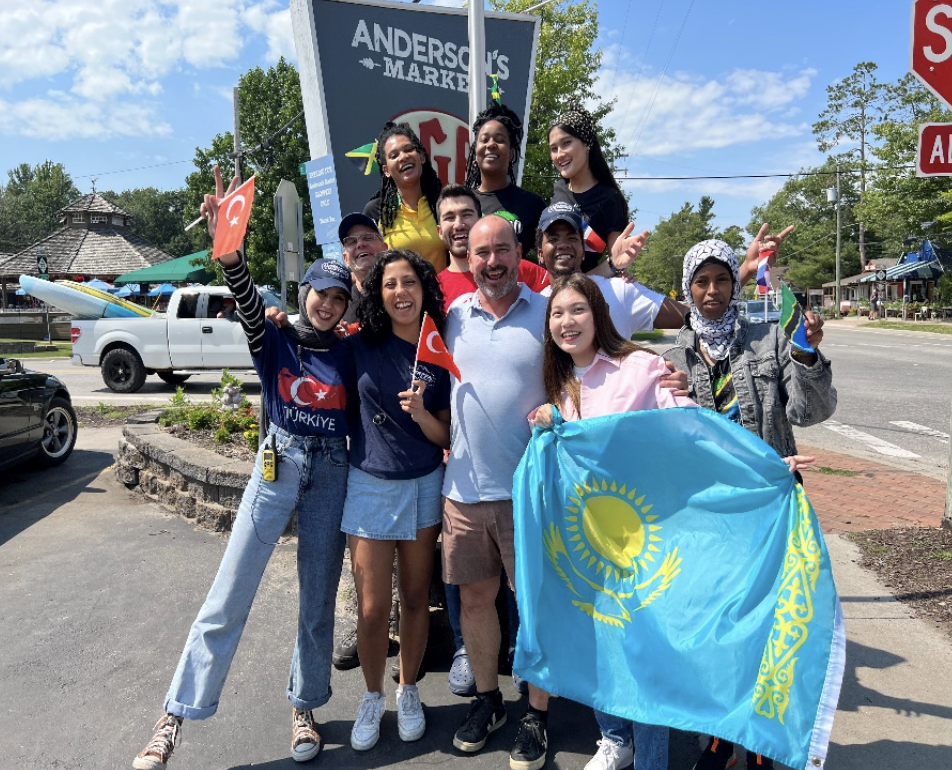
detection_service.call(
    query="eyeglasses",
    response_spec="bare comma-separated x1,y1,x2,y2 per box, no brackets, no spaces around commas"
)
342,233,382,248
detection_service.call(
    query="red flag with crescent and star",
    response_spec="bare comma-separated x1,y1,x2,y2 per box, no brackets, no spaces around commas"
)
416,313,461,381
212,175,256,260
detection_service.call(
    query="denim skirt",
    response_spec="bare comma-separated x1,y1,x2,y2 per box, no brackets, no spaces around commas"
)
341,463,444,540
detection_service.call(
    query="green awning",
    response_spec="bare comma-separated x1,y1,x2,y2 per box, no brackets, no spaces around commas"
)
113,251,214,285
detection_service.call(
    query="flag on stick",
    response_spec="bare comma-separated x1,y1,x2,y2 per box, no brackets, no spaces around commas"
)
780,283,815,354
491,73,502,104
212,176,256,261
346,140,380,176
756,248,774,296
414,312,461,381
582,222,607,253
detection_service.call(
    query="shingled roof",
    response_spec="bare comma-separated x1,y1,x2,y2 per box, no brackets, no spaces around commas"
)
57,193,131,218
0,227,173,280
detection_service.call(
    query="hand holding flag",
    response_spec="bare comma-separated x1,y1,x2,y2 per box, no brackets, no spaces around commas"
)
756,249,773,296
780,282,817,355
208,170,256,261
414,312,461,381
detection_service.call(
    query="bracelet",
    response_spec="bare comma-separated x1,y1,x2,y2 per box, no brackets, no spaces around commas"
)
607,254,626,277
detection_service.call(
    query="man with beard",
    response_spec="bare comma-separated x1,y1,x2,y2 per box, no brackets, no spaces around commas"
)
436,185,548,312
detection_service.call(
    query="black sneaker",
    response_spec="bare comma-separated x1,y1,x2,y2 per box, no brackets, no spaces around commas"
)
509,712,547,770
693,737,737,770
453,692,507,753
746,754,773,769
332,627,359,671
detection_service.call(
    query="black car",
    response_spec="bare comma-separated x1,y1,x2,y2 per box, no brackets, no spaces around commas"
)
0,357,77,472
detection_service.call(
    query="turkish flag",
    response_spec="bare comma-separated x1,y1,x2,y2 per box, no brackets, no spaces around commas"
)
212,175,256,260
416,313,461,381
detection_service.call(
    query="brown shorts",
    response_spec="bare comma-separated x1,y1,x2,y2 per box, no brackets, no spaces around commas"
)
442,497,516,586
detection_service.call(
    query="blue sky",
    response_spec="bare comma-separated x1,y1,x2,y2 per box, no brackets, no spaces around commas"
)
0,0,914,238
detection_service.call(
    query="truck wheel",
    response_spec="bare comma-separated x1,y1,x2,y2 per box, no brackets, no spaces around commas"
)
157,372,192,385
102,348,146,393
35,397,78,467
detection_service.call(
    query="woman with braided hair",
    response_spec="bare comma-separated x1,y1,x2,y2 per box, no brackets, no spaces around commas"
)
363,122,447,271
464,102,546,258
548,101,629,273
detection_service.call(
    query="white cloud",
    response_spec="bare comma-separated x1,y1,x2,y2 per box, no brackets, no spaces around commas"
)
245,3,296,62
0,95,172,141
596,64,817,158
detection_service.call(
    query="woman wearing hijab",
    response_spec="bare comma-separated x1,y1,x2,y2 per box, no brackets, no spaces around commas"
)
548,102,629,274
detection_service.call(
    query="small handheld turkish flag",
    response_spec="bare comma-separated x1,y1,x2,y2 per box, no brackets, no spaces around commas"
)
415,313,461,381
212,175,256,260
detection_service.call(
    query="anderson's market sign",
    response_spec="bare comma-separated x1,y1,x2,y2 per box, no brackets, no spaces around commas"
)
290,0,539,226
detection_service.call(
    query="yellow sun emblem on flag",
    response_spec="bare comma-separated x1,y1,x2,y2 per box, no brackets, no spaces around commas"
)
543,475,682,628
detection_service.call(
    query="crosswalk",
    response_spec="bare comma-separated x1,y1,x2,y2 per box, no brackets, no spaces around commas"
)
820,419,950,460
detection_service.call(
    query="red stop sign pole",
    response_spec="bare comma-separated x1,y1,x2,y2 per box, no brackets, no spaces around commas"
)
911,0,952,107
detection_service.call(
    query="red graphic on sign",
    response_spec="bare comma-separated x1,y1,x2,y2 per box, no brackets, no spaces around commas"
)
911,0,952,108
917,122,952,176
392,109,470,185
277,368,346,409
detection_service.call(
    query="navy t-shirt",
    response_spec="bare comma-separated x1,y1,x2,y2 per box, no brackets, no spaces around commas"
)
253,321,356,438
550,177,629,273
345,333,452,480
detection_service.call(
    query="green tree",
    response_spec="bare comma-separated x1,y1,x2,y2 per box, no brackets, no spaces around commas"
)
812,61,887,263
0,160,80,251
747,165,861,290
491,0,624,201
100,187,201,258
184,58,311,287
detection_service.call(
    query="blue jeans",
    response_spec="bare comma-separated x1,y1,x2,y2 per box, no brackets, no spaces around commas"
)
165,425,348,719
594,710,669,770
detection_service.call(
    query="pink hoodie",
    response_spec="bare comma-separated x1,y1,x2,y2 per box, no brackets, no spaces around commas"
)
559,349,695,421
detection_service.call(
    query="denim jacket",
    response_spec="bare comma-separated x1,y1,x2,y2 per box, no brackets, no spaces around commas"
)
662,317,836,458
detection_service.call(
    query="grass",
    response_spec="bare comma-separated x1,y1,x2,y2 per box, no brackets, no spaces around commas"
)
0,338,72,358
632,330,665,342
863,321,952,335
812,465,861,477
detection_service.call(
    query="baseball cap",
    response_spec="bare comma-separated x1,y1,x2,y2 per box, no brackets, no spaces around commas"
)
338,212,381,242
538,202,584,234
302,258,352,295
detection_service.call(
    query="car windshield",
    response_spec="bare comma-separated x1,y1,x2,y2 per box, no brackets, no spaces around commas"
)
745,300,779,314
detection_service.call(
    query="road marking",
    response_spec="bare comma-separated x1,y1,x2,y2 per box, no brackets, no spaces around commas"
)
889,420,950,444
822,420,920,459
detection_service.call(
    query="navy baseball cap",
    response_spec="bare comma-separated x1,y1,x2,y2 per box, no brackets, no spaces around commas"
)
538,202,584,234
338,212,381,242
302,258,352,295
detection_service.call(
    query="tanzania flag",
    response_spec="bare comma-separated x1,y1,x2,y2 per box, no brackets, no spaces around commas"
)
345,140,379,176
780,283,815,354
513,407,844,770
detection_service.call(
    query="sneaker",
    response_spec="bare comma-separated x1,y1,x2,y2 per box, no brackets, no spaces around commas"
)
509,712,548,770
291,708,321,763
512,670,529,696
351,692,386,751
746,754,774,769
453,692,507,752
333,627,359,670
396,684,426,742
584,738,634,770
693,737,737,770
133,714,182,770
449,646,477,697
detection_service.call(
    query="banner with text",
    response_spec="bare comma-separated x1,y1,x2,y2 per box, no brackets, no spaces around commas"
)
293,0,539,216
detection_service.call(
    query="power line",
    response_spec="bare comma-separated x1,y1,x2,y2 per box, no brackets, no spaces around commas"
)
526,165,916,182
71,160,192,181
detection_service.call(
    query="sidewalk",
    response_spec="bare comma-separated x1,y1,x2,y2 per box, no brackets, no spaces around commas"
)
799,444,947,532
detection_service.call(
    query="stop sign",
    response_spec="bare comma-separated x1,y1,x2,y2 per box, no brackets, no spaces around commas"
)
912,1,952,107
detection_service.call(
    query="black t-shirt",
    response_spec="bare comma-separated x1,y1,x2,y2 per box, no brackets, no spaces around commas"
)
550,178,629,273
475,184,546,257
342,286,365,325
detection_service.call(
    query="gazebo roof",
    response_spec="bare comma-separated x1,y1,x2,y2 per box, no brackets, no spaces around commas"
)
0,226,173,279
57,192,131,218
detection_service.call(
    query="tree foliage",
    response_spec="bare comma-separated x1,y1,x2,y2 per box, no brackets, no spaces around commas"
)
491,0,624,201
0,161,80,252
183,58,311,287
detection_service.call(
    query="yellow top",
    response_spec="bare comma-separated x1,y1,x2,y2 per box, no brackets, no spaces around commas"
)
380,197,447,272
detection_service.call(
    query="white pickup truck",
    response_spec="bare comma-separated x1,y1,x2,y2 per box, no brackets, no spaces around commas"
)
70,286,285,393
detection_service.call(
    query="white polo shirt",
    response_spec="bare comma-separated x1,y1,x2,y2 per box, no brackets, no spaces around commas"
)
541,274,662,337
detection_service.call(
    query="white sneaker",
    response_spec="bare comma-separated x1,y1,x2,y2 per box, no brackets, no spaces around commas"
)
396,684,426,742
351,691,385,751
584,738,634,770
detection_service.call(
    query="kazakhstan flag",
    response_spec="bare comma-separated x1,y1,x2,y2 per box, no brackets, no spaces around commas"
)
512,407,844,770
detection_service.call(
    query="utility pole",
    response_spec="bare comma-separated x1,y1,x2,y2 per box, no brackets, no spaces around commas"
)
834,165,842,319
467,0,486,129
233,87,243,184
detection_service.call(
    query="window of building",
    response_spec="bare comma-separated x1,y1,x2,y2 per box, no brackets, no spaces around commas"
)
91,214,107,224
72,213,84,223
112,215,124,226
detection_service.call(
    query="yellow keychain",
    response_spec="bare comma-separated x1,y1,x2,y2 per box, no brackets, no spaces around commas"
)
262,434,277,482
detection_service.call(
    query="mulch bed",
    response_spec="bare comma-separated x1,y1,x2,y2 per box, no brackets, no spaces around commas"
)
851,527,952,639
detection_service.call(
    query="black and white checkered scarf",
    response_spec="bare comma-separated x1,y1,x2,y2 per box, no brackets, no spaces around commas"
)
681,240,741,362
